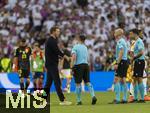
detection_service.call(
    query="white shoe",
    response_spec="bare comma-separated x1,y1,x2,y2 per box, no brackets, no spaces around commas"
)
59,101,72,105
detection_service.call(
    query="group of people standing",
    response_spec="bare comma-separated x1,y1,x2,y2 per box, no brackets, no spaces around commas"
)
112,28,148,104
13,26,97,106
12,25,149,106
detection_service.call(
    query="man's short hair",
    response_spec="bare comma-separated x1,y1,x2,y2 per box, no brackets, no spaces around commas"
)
50,26,60,34
79,35,86,42
21,38,26,43
130,29,139,35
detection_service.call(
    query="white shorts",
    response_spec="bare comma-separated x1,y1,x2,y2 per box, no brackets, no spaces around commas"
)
60,69,72,78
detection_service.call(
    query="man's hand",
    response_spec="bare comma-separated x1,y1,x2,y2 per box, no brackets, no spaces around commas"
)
64,55,70,61
114,64,118,70
70,68,74,76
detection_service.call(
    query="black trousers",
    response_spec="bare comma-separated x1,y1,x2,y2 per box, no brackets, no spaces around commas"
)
43,66,65,102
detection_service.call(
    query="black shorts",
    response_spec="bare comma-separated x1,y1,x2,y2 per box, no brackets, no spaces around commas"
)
18,69,30,78
33,72,44,79
73,64,90,84
133,60,145,77
115,60,128,78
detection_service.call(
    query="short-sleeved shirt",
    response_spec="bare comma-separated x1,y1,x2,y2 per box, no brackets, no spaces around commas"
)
116,38,128,61
71,44,88,65
134,38,145,60
14,46,32,70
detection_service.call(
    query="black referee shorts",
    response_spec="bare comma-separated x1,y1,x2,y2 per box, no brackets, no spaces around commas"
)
73,63,90,84
133,59,145,77
115,60,128,78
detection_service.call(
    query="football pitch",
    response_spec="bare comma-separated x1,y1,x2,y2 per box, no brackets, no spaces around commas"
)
51,92,150,113
0,92,150,113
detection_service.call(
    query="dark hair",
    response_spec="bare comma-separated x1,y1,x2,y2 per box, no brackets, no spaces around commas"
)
79,35,86,42
21,38,26,43
130,29,139,35
50,26,60,34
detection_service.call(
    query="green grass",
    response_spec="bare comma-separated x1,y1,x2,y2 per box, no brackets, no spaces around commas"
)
51,92,150,113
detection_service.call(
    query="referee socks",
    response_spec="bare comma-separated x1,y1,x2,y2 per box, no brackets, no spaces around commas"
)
122,83,127,101
76,85,81,102
134,84,138,100
86,83,95,98
114,82,120,102
138,83,144,100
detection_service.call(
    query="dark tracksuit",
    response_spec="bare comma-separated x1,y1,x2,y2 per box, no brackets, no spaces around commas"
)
44,35,65,102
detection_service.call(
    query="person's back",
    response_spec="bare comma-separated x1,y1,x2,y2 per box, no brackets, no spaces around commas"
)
71,35,97,105
72,44,88,65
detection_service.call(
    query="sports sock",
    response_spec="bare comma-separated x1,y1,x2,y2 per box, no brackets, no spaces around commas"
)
25,81,30,90
114,82,120,102
122,83,127,101
86,83,95,98
134,83,138,100
20,82,24,91
138,82,144,100
76,85,81,102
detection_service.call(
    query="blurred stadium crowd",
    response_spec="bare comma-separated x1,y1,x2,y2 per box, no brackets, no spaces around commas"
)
0,0,150,72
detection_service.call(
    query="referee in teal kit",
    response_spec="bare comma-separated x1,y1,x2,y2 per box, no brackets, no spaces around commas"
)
71,35,97,105
129,29,145,103
111,28,128,104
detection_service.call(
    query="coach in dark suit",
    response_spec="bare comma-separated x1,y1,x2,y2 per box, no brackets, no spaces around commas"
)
44,26,71,105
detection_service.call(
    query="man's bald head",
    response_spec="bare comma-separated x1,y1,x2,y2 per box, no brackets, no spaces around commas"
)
114,28,124,38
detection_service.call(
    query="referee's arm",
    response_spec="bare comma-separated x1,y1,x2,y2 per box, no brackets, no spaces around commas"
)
117,48,124,64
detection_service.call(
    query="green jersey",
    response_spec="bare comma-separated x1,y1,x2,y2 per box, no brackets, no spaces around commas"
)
31,52,44,72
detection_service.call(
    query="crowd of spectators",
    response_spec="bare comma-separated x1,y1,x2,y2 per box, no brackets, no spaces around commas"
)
0,0,149,71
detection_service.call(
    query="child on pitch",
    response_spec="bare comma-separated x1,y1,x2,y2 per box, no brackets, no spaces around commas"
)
31,43,45,95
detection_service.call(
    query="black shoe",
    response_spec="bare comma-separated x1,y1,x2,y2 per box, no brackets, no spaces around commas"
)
92,96,97,105
121,100,128,104
138,100,145,103
76,101,82,105
109,100,120,104
129,99,138,103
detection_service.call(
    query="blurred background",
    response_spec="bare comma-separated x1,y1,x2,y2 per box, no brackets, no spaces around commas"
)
0,0,149,72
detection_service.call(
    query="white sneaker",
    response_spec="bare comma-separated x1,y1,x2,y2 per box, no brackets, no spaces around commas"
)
59,101,72,105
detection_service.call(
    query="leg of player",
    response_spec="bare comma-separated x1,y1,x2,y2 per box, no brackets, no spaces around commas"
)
39,75,44,91
121,77,127,103
85,82,97,105
138,77,145,103
114,77,121,103
25,78,30,93
128,82,134,102
133,78,138,102
75,83,82,105
34,79,37,91
66,77,71,93
20,77,24,92
81,80,85,92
